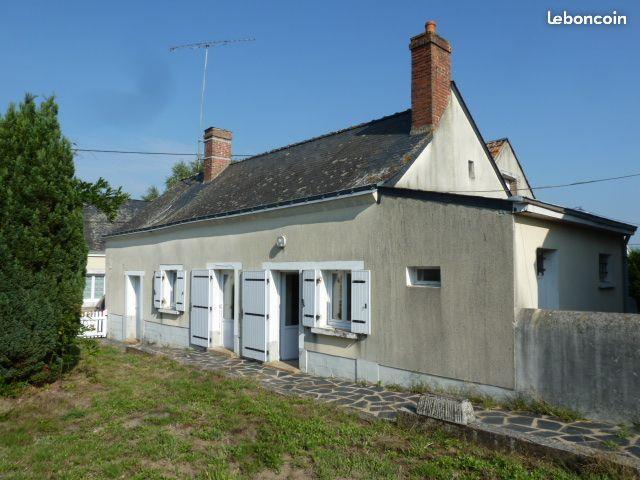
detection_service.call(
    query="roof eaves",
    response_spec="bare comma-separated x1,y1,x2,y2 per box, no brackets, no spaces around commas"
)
513,197,636,234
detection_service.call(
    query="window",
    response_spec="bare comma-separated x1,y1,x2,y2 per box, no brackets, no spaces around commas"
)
83,274,105,300
468,160,475,179
407,267,441,287
155,265,184,311
329,271,351,328
599,254,613,287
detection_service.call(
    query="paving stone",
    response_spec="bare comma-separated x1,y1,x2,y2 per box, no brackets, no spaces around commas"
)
535,419,564,431
506,416,535,427
481,416,506,426
559,425,591,435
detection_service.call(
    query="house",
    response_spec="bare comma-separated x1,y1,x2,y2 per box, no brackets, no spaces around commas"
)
103,21,636,396
83,200,147,310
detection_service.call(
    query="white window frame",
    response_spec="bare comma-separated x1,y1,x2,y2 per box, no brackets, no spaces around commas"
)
84,273,106,300
407,266,441,288
158,264,183,312
326,270,352,331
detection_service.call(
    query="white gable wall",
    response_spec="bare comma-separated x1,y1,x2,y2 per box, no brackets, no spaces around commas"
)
494,141,534,198
393,89,508,199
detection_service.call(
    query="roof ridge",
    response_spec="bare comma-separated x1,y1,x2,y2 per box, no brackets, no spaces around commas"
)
230,109,412,166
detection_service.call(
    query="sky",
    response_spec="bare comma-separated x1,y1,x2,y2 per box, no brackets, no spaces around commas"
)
1,0,639,243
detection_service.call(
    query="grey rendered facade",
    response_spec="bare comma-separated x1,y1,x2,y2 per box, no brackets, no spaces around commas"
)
103,22,636,398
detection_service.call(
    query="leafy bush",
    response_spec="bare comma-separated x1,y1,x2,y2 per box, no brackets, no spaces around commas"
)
0,95,125,387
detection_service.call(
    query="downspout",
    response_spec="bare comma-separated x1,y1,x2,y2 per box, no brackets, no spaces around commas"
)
622,234,631,313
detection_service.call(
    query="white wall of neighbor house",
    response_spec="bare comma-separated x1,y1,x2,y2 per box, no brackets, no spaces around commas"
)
86,254,106,272
492,142,534,198
514,215,625,312
393,89,508,199
105,192,516,389
84,254,106,309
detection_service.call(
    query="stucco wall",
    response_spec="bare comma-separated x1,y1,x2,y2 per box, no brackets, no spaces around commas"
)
514,216,625,312
516,309,640,423
393,89,508,199
106,193,516,389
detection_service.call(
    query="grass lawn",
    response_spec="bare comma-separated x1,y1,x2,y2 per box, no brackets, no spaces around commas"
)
0,343,631,479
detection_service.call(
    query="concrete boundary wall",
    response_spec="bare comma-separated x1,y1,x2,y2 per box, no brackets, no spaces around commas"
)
516,309,640,423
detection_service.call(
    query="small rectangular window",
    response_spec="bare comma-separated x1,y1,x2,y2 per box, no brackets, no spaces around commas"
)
468,160,475,179
536,249,546,276
407,267,441,287
599,254,612,287
159,266,182,310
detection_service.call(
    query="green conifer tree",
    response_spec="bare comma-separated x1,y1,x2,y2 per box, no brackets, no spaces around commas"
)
0,95,127,386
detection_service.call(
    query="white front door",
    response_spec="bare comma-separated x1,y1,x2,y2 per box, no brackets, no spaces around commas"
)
219,270,235,350
190,269,212,348
279,272,300,361
241,270,268,361
536,249,559,309
126,275,142,340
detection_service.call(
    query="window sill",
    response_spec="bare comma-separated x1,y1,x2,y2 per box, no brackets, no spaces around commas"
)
158,308,182,315
408,282,441,288
310,326,360,340
598,282,615,290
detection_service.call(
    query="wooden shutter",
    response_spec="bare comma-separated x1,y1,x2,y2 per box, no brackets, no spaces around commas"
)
153,271,162,309
241,270,269,361
301,269,319,328
175,270,186,312
190,269,212,347
350,270,371,334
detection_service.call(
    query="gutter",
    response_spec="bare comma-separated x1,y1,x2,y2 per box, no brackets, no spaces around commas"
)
104,185,378,239
511,197,636,235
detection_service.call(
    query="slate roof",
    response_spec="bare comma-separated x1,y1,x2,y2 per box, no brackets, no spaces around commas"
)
109,110,431,236
485,138,507,159
84,200,148,251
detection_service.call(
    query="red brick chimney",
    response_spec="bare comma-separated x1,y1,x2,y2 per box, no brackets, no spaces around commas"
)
409,20,452,134
203,127,232,183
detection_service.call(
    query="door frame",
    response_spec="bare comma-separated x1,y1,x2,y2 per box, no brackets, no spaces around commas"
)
124,271,145,341
207,262,242,355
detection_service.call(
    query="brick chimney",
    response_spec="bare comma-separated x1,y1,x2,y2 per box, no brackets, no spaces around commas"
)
409,20,452,134
203,127,232,183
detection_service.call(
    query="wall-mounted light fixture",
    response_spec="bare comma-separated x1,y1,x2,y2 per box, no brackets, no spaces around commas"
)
276,235,287,248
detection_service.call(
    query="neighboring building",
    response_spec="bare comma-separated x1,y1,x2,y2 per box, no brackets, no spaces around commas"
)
83,200,147,310
103,22,636,396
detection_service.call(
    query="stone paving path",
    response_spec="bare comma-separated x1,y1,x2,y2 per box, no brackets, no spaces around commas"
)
129,343,640,464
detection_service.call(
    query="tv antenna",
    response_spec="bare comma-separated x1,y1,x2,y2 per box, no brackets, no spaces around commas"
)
169,37,255,159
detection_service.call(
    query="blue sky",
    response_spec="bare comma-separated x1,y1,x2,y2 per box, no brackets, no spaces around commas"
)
1,0,638,242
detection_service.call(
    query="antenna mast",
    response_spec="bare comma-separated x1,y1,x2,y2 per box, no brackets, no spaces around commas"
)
169,37,255,159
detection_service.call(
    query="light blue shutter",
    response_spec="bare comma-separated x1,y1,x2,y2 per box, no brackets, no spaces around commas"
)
350,270,371,334
190,269,211,347
241,270,268,361
175,270,186,312
153,271,162,309
301,269,319,327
